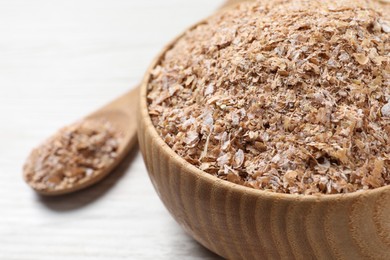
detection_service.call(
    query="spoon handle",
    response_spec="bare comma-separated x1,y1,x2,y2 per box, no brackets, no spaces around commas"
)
221,0,251,9
87,86,139,157
88,87,140,120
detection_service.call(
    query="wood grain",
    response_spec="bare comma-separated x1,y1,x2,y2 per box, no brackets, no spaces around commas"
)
138,14,390,260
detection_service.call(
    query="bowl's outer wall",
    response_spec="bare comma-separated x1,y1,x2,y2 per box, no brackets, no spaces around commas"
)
138,108,390,259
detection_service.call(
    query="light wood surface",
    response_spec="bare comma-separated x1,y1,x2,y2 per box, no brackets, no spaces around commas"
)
138,3,390,260
0,0,227,259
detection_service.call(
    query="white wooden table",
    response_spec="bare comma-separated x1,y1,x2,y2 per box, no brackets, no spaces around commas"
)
0,1,225,259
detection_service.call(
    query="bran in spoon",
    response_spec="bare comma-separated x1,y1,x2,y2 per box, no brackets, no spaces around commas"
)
23,120,120,192
148,0,390,195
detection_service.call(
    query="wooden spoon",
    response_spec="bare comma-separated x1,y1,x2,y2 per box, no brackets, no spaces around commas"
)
23,87,139,196
23,0,248,196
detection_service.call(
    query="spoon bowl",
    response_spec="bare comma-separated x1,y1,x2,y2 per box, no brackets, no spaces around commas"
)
24,87,139,196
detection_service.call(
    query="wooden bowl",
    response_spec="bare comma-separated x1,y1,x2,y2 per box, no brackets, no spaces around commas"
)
137,23,390,260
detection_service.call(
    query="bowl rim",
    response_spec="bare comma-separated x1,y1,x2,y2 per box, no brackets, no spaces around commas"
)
139,18,390,202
